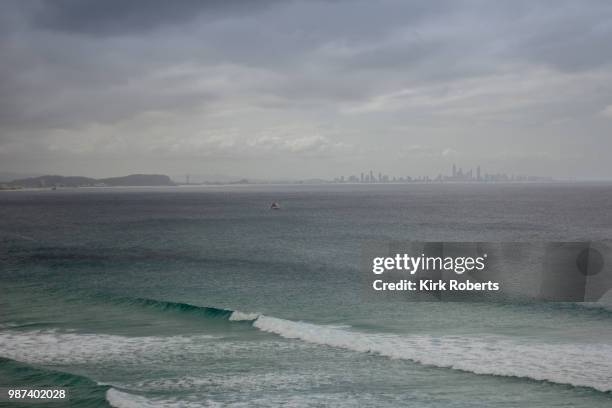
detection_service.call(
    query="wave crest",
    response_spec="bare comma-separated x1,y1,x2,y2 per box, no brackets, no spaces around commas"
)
229,311,260,321
106,388,209,408
253,315,612,393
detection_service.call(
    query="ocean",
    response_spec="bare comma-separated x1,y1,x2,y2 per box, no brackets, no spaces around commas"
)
1,183,611,407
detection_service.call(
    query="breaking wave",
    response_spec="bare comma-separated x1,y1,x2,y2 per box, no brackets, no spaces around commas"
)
106,388,211,408
3,296,611,395
253,315,612,393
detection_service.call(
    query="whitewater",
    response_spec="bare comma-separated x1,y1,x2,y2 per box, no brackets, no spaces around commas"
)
2,307,611,394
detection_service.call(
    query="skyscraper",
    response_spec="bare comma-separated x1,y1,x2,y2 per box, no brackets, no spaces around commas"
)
452,164,457,178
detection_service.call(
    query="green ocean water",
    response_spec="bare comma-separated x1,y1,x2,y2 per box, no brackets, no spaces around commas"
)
1,183,612,407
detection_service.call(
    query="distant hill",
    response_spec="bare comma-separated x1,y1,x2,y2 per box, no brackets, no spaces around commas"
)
0,172,42,182
6,174,176,188
97,174,175,186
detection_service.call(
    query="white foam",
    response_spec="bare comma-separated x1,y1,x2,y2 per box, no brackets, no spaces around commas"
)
107,387,376,408
129,372,333,393
229,311,260,321
0,330,218,365
253,315,612,392
106,388,213,408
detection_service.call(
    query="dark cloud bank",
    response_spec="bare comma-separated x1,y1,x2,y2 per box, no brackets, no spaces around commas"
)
1,0,612,179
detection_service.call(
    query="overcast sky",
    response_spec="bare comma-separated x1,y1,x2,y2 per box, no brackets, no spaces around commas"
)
2,0,612,180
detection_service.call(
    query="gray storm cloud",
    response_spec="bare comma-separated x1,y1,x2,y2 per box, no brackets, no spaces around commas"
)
1,0,612,179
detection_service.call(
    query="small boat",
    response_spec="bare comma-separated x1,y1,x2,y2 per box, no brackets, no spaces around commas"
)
270,202,280,210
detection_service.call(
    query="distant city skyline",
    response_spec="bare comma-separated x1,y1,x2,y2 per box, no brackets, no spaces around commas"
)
331,163,552,184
